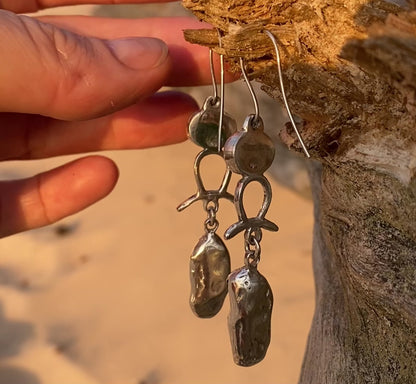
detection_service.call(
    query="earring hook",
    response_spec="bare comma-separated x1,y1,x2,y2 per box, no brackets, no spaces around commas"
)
239,57,260,124
217,30,225,153
209,31,226,152
264,30,310,158
209,49,219,103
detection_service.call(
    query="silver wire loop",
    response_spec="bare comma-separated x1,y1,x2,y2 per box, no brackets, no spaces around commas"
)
264,29,311,158
245,227,263,244
239,57,260,126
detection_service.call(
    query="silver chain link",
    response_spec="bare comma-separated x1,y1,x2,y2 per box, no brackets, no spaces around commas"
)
204,200,219,233
244,228,262,267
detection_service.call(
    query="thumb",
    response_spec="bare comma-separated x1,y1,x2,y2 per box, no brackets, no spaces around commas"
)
0,10,171,120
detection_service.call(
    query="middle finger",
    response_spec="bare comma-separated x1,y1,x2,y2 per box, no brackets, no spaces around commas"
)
0,91,198,161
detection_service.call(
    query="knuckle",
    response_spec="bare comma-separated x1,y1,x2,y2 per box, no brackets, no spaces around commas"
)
31,20,103,119
47,27,97,105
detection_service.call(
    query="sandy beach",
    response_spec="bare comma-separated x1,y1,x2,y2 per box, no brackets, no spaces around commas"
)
0,5,314,384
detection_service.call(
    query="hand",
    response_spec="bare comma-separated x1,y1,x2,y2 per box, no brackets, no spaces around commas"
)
0,1,223,237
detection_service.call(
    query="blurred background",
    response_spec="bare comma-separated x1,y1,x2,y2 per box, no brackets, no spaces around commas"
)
0,4,314,384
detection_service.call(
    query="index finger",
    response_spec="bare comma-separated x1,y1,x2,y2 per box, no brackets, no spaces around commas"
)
37,16,238,87
0,0,173,13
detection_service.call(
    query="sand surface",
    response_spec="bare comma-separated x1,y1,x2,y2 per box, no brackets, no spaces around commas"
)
0,5,314,384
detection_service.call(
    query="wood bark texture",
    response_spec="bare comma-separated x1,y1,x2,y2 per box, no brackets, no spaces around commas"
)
182,0,416,382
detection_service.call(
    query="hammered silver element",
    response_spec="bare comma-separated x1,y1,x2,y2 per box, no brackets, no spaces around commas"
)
188,96,237,150
224,114,275,175
227,265,273,366
190,232,231,318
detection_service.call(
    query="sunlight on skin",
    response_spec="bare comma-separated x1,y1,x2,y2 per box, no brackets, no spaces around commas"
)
0,1,233,236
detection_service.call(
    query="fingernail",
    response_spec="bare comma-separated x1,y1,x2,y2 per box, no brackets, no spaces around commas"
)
108,37,169,70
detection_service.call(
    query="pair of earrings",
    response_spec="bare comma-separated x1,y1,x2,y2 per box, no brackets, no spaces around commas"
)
178,30,310,367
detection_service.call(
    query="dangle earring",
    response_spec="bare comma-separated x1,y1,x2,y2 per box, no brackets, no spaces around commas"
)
177,48,237,318
223,57,278,366
222,30,311,366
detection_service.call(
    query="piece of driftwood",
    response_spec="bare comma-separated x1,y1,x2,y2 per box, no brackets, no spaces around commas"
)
182,0,416,382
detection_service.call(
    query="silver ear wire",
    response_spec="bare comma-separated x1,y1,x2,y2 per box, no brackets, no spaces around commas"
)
239,57,260,124
209,49,219,104
264,30,310,158
209,31,226,152
217,30,225,152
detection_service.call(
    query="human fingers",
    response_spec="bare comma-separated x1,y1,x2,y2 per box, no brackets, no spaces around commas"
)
0,0,174,13
38,16,238,87
0,91,198,160
0,156,118,237
0,10,171,120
